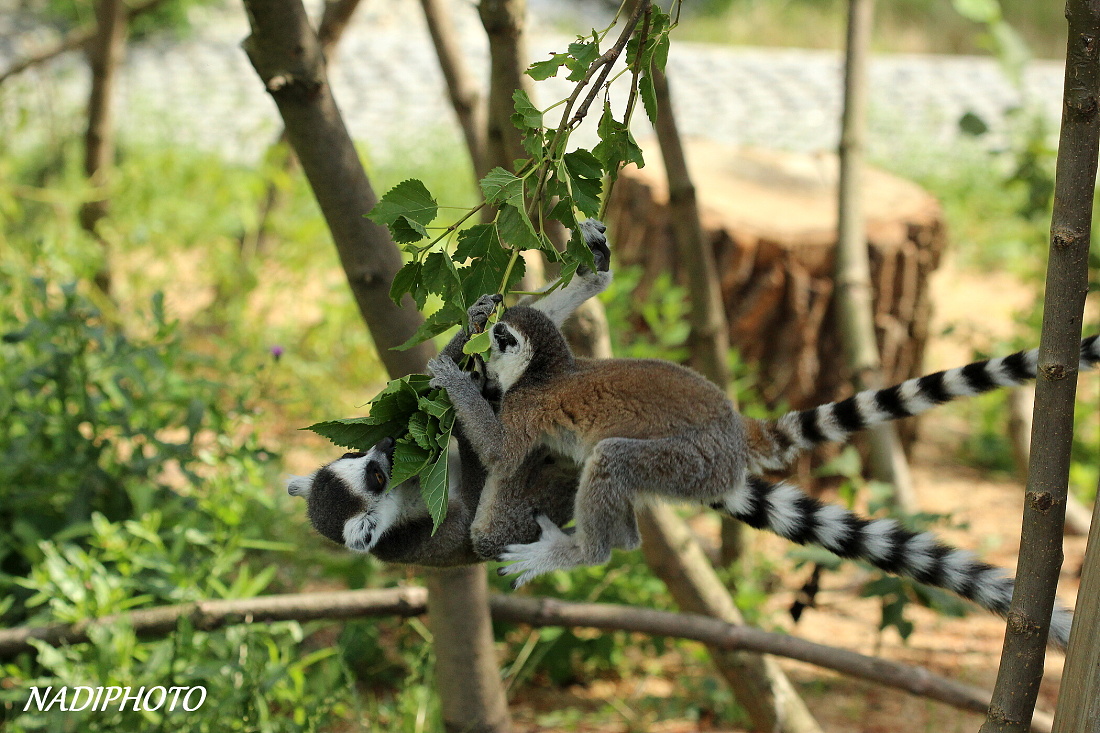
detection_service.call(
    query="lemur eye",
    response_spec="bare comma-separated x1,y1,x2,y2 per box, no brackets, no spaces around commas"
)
373,470,386,486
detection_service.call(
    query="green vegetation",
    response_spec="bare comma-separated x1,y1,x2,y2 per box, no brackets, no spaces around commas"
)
676,0,1068,59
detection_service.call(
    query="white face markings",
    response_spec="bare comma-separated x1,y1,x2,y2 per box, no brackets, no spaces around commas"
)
326,455,371,498
487,321,534,392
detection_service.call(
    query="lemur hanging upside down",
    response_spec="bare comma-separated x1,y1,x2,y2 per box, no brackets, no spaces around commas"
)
286,220,611,566
292,219,1099,648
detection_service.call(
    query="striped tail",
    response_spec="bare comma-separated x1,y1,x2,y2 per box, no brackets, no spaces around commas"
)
747,334,1100,471
713,476,1074,649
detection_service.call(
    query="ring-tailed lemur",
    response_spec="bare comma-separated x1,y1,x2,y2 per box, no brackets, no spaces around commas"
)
428,260,1098,647
286,220,612,565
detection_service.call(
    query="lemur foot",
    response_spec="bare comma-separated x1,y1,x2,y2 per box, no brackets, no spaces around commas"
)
497,515,574,589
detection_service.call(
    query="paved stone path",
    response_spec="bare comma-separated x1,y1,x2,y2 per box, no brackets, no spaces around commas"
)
0,0,1065,165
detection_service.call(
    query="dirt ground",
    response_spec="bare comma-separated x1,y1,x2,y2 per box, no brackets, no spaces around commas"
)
501,257,1090,732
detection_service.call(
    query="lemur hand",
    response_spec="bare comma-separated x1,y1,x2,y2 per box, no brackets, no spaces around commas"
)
428,355,476,394
467,293,503,333
579,218,610,274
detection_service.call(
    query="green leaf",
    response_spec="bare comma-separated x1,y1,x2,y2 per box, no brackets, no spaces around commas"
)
418,391,454,419
527,53,568,80
390,259,424,307
389,441,432,489
304,418,400,451
408,410,434,449
479,168,525,208
565,40,599,82
367,179,439,242
458,256,506,309
593,102,645,179
959,111,990,137
421,251,462,299
564,149,604,218
563,148,603,179
462,330,492,355
421,423,454,532
390,215,430,244
639,72,658,125
496,203,542,251
511,89,543,131
455,223,501,261
393,301,464,351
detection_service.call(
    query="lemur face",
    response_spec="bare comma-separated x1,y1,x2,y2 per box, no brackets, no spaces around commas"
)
488,321,532,392
286,437,396,552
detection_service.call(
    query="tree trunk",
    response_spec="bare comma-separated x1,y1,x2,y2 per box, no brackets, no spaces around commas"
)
248,0,364,258
835,0,915,511
1051,481,1100,731
638,506,824,733
421,0,487,175
241,4,511,731
476,0,542,290
1006,386,1091,536
981,1,1100,729
650,67,746,567
80,0,127,295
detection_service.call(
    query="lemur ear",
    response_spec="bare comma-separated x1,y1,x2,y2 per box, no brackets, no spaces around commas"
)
285,473,315,498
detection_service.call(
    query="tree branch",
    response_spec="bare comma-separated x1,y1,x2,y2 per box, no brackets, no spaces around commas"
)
0,588,1054,732
0,0,168,86
420,0,486,175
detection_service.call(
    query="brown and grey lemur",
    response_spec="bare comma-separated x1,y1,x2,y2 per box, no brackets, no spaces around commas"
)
286,219,612,566
428,256,1099,647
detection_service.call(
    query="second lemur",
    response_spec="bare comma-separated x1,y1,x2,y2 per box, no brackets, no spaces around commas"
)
429,251,1099,649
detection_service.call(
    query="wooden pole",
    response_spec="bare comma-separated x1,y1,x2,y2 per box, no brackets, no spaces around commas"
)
981,1,1100,730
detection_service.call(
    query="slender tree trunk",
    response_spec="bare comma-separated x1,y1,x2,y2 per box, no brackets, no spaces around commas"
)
477,0,542,289
248,0,364,257
652,69,730,391
421,0,487,175
650,67,746,567
1006,386,1090,536
241,5,511,731
1052,480,1100,731
317,0,363,56
80,0,127,295
834,0,916,511
981,1,1100,730
477,0,529,173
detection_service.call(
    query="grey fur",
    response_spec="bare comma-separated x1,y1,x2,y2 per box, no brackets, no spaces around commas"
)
429,276,1087,649
289,221,612,566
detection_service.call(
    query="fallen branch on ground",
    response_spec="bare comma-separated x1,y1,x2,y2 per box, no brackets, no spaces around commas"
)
0,586,1054,731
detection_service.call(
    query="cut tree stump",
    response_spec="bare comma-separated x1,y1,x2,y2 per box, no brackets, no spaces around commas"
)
606,141,946,454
